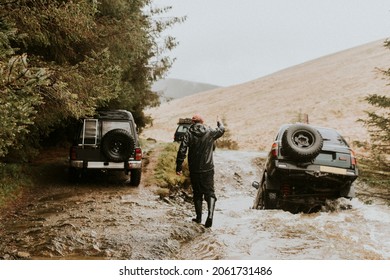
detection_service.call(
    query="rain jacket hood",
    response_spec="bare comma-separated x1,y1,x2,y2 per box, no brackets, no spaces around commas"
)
189,123,208,137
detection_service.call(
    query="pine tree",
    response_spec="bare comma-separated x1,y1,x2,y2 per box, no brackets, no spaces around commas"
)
0,0,184,159
362,94,390,168
361,40,390,169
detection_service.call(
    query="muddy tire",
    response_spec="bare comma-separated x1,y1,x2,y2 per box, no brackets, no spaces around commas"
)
264,189,278,210
101,129,135,162
129,169,142,186
253,175,277,210
262,178,278,210
253,184,264,209
281,124,323,161
68,167,80,183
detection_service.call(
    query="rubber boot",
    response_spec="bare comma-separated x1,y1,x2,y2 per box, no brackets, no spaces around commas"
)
205,197,216,228
192,200,202,223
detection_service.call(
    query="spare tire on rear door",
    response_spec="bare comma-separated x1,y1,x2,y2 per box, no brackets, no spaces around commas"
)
281,124,323,162
101,129,135,162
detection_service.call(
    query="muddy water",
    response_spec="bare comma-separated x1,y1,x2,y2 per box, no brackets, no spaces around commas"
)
176,150,390,260
1,149,389,260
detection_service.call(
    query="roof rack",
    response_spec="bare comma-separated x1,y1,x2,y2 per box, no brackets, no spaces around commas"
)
95,110,133,120
178,118,192,124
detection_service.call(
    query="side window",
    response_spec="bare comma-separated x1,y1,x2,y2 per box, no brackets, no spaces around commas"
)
276,130,283,141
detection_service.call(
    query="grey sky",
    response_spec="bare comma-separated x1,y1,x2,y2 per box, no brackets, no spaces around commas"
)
152,0,390,86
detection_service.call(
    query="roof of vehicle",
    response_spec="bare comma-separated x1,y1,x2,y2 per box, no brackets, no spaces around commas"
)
94,110,134,121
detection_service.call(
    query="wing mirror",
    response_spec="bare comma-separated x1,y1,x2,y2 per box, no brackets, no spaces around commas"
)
252,181,260,190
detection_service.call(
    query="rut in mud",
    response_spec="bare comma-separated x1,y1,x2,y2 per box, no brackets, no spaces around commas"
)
0,147,389,260
0,146,202,260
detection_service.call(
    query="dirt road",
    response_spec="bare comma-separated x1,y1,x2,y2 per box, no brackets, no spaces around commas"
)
0,146,202,260
1,148,389,260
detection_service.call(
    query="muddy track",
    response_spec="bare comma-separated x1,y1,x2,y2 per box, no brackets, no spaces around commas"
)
1,147,390,260
0,146,203,260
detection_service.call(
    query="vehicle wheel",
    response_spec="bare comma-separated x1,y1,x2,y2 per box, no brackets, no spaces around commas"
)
340,182,355,198
101,129,135,162
264,189,278,210
281,124,323,161
253,182,265,209
129,169,142,186
253,175,277,210
68,167,81,183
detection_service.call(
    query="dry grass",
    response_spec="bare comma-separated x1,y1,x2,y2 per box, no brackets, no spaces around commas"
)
142,39,390,155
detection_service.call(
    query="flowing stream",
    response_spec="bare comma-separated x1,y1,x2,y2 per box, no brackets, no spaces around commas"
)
176,150,390,260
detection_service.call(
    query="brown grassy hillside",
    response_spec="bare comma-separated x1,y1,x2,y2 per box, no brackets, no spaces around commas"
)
142,39,390,151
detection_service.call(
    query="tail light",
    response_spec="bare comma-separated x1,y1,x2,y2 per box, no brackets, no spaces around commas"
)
350,149,357,167
135,148,142,161
281,184,292,197
70,146,77,160
271,142,278,157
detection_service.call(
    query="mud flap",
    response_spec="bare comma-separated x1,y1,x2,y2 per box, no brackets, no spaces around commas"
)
340,182,355,198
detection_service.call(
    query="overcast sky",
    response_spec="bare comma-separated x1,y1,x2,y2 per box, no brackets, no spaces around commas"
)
152,0,390,87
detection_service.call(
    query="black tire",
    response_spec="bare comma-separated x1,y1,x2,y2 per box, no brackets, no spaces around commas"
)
253,175,277,210
253,183,264,209
101,129,135,162
262,176,278,210
281,124,323,161
129,169,142,186
68,167,81,183
264,188,278,210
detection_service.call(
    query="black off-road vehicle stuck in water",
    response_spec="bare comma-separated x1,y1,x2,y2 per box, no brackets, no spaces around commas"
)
68,110,142,186
252,123,358,213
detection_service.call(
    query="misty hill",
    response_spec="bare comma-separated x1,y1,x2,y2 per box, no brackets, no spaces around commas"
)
152,78,220,102
143,39,390,151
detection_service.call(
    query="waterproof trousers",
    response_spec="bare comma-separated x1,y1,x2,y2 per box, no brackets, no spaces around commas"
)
190,170,217,227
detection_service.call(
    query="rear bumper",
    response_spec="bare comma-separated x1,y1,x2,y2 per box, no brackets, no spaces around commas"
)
273,160,358,182
69,160,142,170
265,161,358,201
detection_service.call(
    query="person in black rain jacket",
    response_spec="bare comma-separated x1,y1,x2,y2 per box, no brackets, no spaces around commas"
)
176,114,225,228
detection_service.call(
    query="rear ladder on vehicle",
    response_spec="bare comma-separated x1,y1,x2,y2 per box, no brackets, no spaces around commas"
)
81,119,99,147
